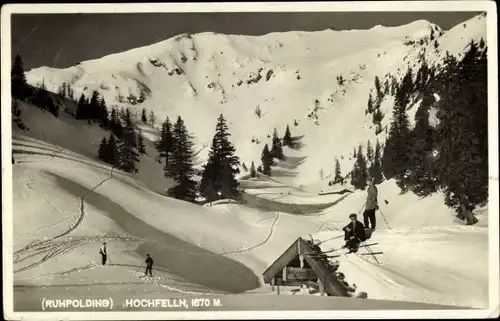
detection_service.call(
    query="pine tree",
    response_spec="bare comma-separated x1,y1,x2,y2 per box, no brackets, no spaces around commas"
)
149,110,156,126
76,94,87,119
199,114,241,200
156,117,173,167
117,108,140,173
283,124,292,147
11,54,30,100
374,76,382,100
369,139,384,185
353,148,357,158
367,93,374,114
271,128,284,160
334,158,342,184
261,144,272,176
382,81,412,190
105,134,119,166
141,108,147,123
436,41,488,213
97,97,108,128
366,140,374,161
98,137,108,161
89,91,100,120
137,128,146,154
110,107,123,138
351,145,368,190
250,161,257,178
167,116,197,202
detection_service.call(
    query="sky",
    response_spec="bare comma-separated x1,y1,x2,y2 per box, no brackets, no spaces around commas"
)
11,11,482,70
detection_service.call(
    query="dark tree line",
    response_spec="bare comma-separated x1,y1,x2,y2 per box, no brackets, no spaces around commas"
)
381,39,488,217
11,54,59,117
154,113,241,204
97,107,146,173
349,138,384,189
258,124,294,177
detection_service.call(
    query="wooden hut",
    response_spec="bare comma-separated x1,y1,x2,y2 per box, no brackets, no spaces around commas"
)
262,237,350,297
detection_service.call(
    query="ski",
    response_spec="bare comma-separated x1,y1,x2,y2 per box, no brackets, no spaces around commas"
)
359,251,383,256
322,242,378,254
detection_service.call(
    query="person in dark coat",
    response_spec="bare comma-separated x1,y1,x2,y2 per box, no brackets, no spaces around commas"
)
342,213,367,253
144,254,154,277
99,242,107,265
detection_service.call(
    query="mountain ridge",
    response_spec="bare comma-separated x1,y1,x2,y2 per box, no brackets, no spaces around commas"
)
24,13,486,186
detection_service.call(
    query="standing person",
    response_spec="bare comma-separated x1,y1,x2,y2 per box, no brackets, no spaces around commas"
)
342,213,367,253
99,242,107,265
145,254,154,277
363,178,378,229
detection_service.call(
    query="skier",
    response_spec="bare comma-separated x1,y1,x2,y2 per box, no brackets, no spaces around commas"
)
363,178,378,229
342,213,367,253
99,242,107,265
144,254,154,277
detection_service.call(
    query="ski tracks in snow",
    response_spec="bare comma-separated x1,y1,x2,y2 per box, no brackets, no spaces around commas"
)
14,166,116,273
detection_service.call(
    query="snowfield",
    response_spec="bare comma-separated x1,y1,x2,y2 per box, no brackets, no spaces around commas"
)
24,14,487,185
7,11,497,315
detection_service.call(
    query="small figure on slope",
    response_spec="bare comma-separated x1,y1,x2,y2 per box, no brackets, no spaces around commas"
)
363,178,378,229
99,242,107,265
342,213,367,253
144,253,154,277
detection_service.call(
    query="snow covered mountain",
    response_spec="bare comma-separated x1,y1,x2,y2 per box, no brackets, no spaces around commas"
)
24,13,487,187
11,12,493,313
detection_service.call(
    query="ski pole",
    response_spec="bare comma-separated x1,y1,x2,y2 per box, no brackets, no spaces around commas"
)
135,263,144,273
378,208,392,230
357,204,366,216
360,240,380,264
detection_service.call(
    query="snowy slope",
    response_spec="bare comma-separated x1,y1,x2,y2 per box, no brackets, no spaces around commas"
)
11,14,492,312
12,100,489,309
24,14,487,186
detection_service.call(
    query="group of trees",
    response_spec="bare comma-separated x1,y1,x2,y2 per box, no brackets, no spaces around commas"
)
141,107,157,127
154,114,241,204
76,91,109,127
381,39,488,215
11,54,59,117
258,124,293,177
350,139,383,189
97,107,145,173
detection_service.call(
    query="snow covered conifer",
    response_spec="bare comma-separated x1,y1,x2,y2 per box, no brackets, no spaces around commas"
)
351,145,368,190
271,128,284,160
261,144,272,176
436,40,488,213
283,124,292,147
382,83,412,185
366,140,374,161
367,93,374,114
117,108,140,173
167,116,197,202
76,94,88,119
141,108,147,123
11,54,30,101
98,137,107,161
200,114,240,200
369,139,384,185
334,158,342,184
149,110,156,126
250,161,257,178
106,134,119,166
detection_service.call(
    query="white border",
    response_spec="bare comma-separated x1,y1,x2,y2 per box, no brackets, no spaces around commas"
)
1,1,498,320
